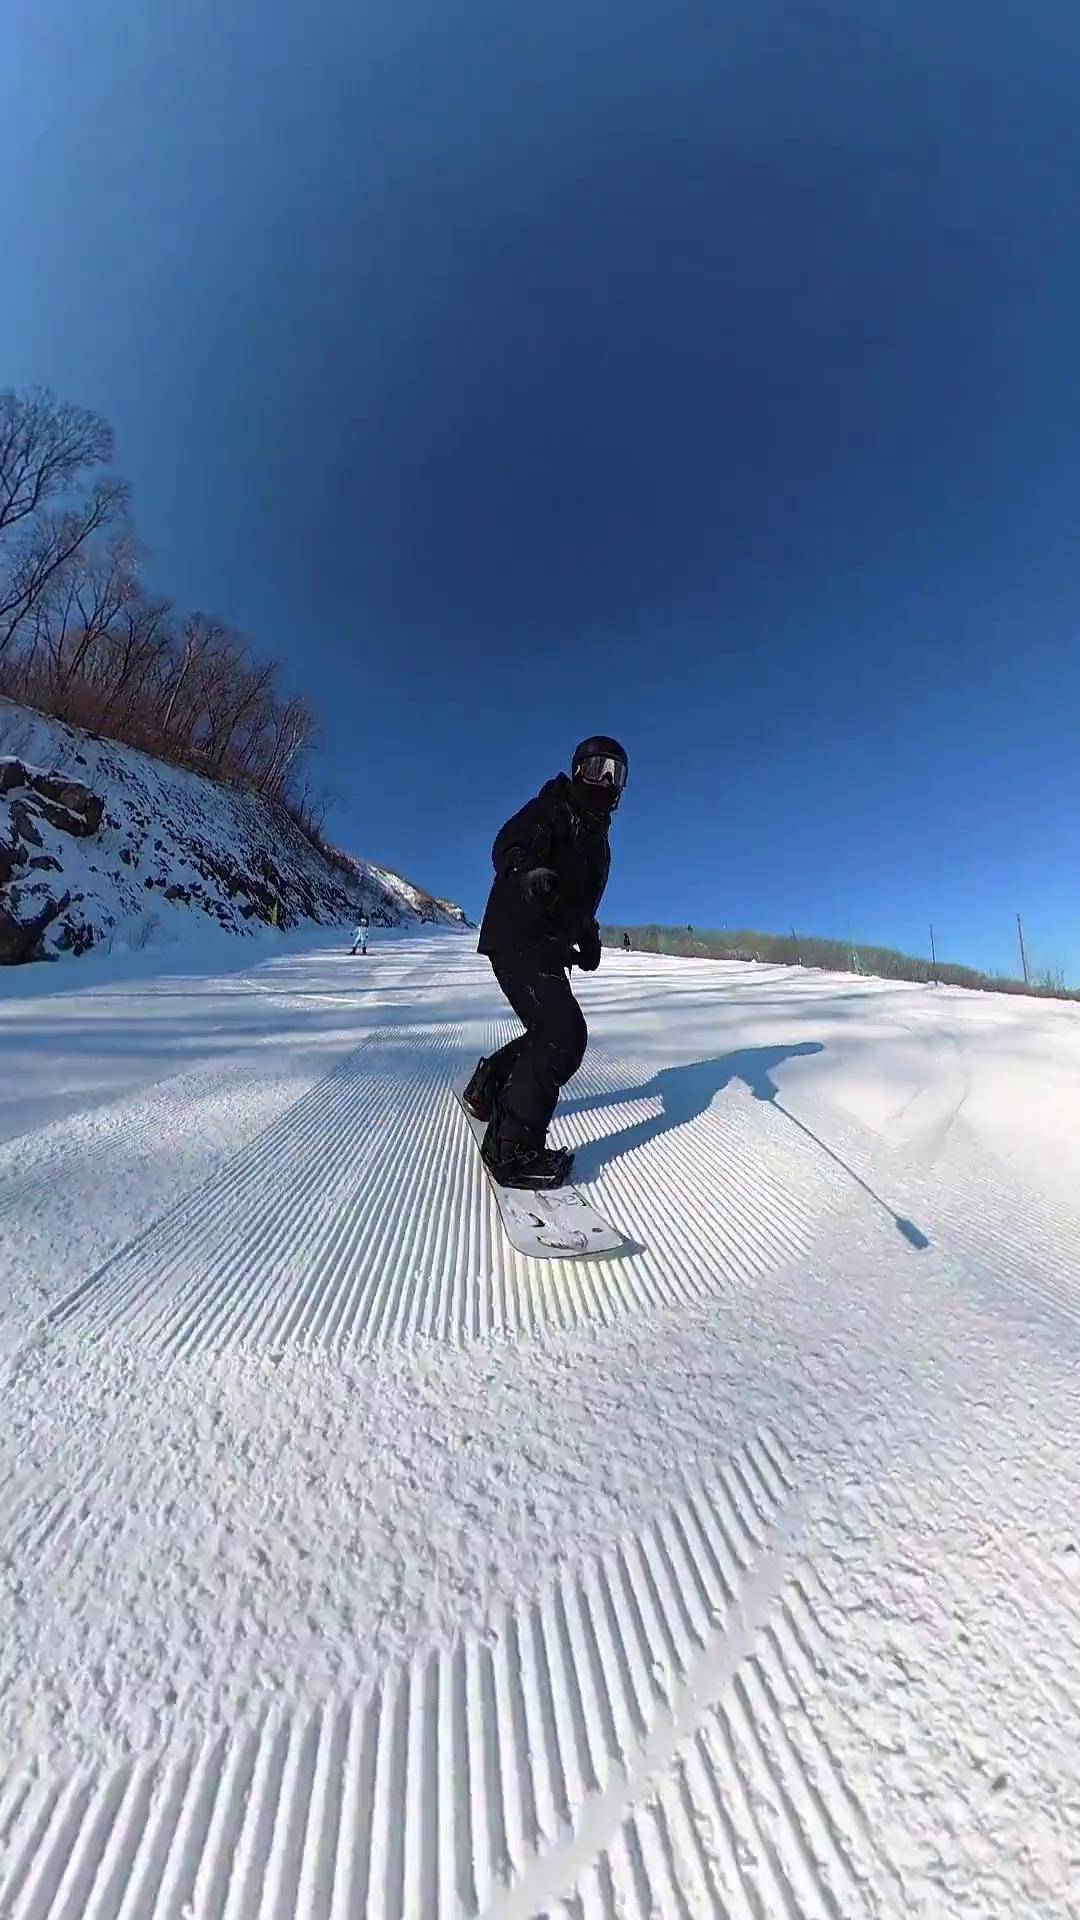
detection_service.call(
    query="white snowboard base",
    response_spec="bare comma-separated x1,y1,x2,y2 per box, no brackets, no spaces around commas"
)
459,1100,627,1258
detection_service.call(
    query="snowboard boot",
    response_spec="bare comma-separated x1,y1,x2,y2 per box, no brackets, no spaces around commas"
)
481,1136,575,1190
463,1054,503,1121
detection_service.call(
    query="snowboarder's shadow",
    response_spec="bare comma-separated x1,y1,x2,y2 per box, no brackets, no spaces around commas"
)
563,1043,930,1250
562,1044,823,1177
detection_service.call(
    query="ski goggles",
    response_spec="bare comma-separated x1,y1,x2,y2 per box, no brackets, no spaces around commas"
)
575,754,627,791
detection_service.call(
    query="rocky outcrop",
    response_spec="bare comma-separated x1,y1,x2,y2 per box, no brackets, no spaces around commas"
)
0,757,104,833
0,886,74,965
0,758,96,962
0,702,469,963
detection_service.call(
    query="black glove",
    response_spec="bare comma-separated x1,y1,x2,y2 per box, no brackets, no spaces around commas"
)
574,923,602,971
521,866,560,909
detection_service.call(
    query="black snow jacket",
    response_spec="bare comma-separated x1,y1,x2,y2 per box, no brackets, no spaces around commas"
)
478,774,612,963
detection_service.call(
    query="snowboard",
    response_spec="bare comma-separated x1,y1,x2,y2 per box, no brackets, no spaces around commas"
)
458,1100,627,1259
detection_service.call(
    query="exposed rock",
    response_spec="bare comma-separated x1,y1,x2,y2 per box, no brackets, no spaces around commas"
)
30,794,97,837
0,758,107,962
0,889,73,965
9,799,44,848
32,773,104,833
2,759,104,838
52,912,97,956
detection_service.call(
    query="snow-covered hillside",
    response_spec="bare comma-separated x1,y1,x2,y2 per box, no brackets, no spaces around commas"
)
0,697,466,962
2,932,1079,1917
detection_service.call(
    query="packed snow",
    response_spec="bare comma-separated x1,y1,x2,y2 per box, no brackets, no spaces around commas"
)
2,929,1079,1918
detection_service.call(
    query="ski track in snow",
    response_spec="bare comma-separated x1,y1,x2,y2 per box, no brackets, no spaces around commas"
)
3,933,1080,1918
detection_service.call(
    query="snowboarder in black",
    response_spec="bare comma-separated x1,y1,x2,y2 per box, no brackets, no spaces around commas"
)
465,736,628,1189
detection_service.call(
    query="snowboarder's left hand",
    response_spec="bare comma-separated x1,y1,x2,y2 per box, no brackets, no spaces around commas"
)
574,924,602,971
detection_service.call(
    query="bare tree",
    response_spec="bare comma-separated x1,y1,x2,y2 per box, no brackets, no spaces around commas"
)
206,649,277,772
231,692,276,777
96,595,175,726
22,567,81,694
46,534,141,695
262,694,319,796
290,771,337,839
0,480,130,656
0,389,113,536
0,385,327,827
159,612,226,743
308,784,338,838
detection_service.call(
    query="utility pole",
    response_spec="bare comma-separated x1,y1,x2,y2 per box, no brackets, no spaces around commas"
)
929,922,937,981
1017,912,1029,985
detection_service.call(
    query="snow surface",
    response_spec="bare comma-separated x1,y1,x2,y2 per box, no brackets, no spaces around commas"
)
2,931,1080,1918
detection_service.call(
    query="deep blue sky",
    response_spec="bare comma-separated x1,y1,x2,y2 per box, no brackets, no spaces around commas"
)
4,0,1080,977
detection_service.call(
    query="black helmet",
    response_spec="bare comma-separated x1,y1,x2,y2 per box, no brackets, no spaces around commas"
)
571,735,628,809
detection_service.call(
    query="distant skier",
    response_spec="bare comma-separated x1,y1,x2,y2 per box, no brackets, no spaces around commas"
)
623,931,631,953
351,913,369,956
464,735,628,1189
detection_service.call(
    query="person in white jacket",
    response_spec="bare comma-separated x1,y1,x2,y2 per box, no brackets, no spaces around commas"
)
351,913,369,955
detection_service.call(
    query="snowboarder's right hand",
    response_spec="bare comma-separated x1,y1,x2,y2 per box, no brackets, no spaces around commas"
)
521,865,559,909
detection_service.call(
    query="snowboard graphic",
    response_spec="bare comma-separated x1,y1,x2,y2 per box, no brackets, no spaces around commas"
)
458,1099,627,1259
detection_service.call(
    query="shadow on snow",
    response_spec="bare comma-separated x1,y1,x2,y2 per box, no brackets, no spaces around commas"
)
564,1044,930,1251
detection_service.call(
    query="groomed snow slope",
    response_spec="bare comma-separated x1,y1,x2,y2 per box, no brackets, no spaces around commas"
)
2,931,1080,1919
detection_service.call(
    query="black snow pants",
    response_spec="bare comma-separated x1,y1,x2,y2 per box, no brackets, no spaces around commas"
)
483,955,588,1151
